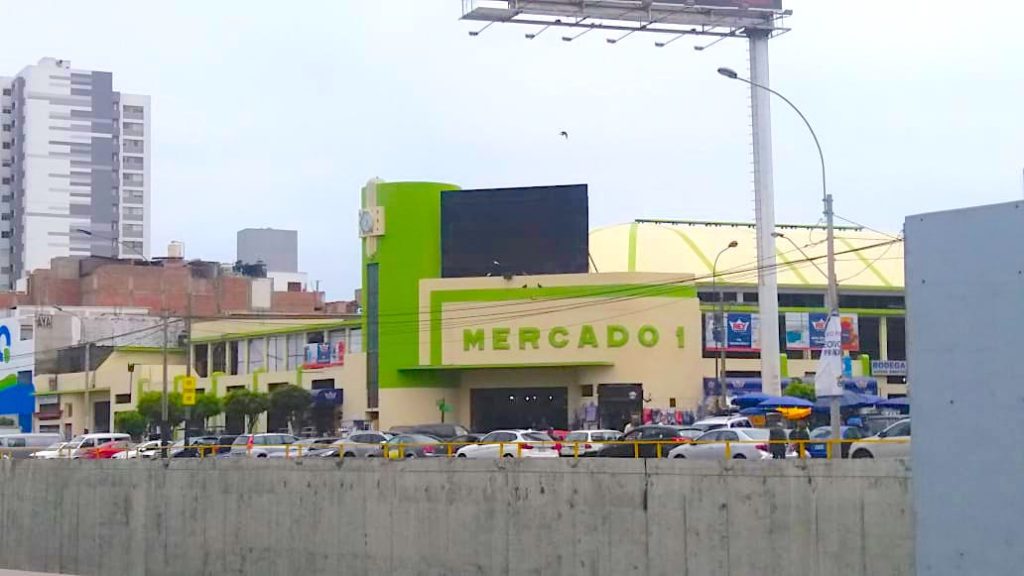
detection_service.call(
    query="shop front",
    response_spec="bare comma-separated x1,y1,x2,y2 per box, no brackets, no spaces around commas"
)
377,271,705,432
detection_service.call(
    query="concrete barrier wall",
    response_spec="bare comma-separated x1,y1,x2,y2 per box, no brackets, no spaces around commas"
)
0,459,912,576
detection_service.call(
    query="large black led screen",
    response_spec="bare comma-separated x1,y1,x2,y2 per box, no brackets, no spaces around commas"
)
441,184,589,278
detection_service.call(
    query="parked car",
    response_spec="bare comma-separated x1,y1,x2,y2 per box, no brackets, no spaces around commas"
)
81,439,132,460
388,423,468,440
112,440,171,459
455,430,558,459
28,441,71,459
66,433,132,459
558,429,622,457
441,433,484,456
268,437,338,458
317,431,392,458
691,416,753,432
669,428,794,460
806,426,865,458
596,425,699,458
0,433,63,459
383,434,445,459
850,419,911,459
169,436,221,458
228,433,300,458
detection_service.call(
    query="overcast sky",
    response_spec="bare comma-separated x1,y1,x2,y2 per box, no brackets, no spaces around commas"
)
1,1,1021,298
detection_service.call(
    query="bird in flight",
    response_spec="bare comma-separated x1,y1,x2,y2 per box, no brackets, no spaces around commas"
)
559,131,569,139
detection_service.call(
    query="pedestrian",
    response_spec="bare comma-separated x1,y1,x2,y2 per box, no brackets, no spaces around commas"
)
790,420,810,457
623,419,634,434
768,423,787,459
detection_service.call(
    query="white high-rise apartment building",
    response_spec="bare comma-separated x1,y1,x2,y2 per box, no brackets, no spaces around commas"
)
0,58,150,290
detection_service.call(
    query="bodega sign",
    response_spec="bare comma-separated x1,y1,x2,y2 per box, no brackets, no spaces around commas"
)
462,324,684,352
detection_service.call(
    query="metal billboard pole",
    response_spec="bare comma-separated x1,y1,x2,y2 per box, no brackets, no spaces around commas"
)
747,28,782,396
460,0,790,396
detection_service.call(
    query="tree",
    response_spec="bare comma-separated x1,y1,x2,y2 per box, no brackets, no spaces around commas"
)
136,391,186,433
189,392,223,433
784,379,817,402
270,385,312,434
224,389,270,433
114,411,147,441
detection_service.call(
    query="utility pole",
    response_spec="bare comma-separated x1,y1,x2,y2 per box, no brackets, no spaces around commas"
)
184,286,192,443
83,341,91,433
160,313,169,456
824,194,841,456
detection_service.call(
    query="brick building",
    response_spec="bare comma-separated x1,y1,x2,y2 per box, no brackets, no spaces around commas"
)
6,255,331,316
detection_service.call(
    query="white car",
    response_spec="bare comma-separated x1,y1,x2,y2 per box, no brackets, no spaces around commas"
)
558,429,621,457
28,441,71,459
850,419,911,459
65,433,133,459
691,416,753,432
456,430,559,459
669,428,794,460
112,440,168,459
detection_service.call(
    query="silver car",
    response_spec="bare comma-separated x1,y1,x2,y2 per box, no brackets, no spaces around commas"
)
669,428,795,460
318,431,392,458
229,433,300,458
558,429,622,457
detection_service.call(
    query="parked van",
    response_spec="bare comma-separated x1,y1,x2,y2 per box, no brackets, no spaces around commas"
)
66,433,131,459
0,433,63,459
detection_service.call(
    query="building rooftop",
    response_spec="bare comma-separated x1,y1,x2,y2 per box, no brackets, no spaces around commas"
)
588,220,904,291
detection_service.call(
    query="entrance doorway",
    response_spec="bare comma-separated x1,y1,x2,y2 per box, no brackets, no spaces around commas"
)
93,401,111,433
598,384,642,430
471,387,568,432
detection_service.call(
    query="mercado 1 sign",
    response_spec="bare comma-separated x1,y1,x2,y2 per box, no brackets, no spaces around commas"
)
462,324,685,352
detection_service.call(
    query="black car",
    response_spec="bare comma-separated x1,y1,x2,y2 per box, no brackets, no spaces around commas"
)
388,423,469,440
595,426,696,458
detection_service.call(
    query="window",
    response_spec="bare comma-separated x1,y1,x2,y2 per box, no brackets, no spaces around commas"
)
122,173,143,185
123,156,144,170
2,89,10,96
328,329,346,356
123,139,144,153
122,223,143,238
580,384,594,397
1,178,8,185
122,122,144,136
1,143,9,150
1,125,9,132
306,331,324,345
1,108,9,114
887,317,906,361
348,328,362,354
1,160,9,167
229,340,241,375
115,394,131,404
1,232,9,239
267,335,285,371
858,316,880,360
286,333,304,369
246,338,264,373
211,341,226,373
720,431,739,441
1,213,11,221
122,241,143,255
193,344,208,378
123,189,144,204
122,105,144,120
123,206,143,221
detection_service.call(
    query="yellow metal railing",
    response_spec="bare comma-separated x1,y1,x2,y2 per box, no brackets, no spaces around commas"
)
1,438,910,461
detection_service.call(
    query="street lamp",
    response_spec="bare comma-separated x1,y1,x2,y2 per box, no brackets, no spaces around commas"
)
719,66,843,451
711,240,739,413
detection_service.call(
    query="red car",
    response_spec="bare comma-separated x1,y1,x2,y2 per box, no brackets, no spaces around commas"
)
82,440,131,459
